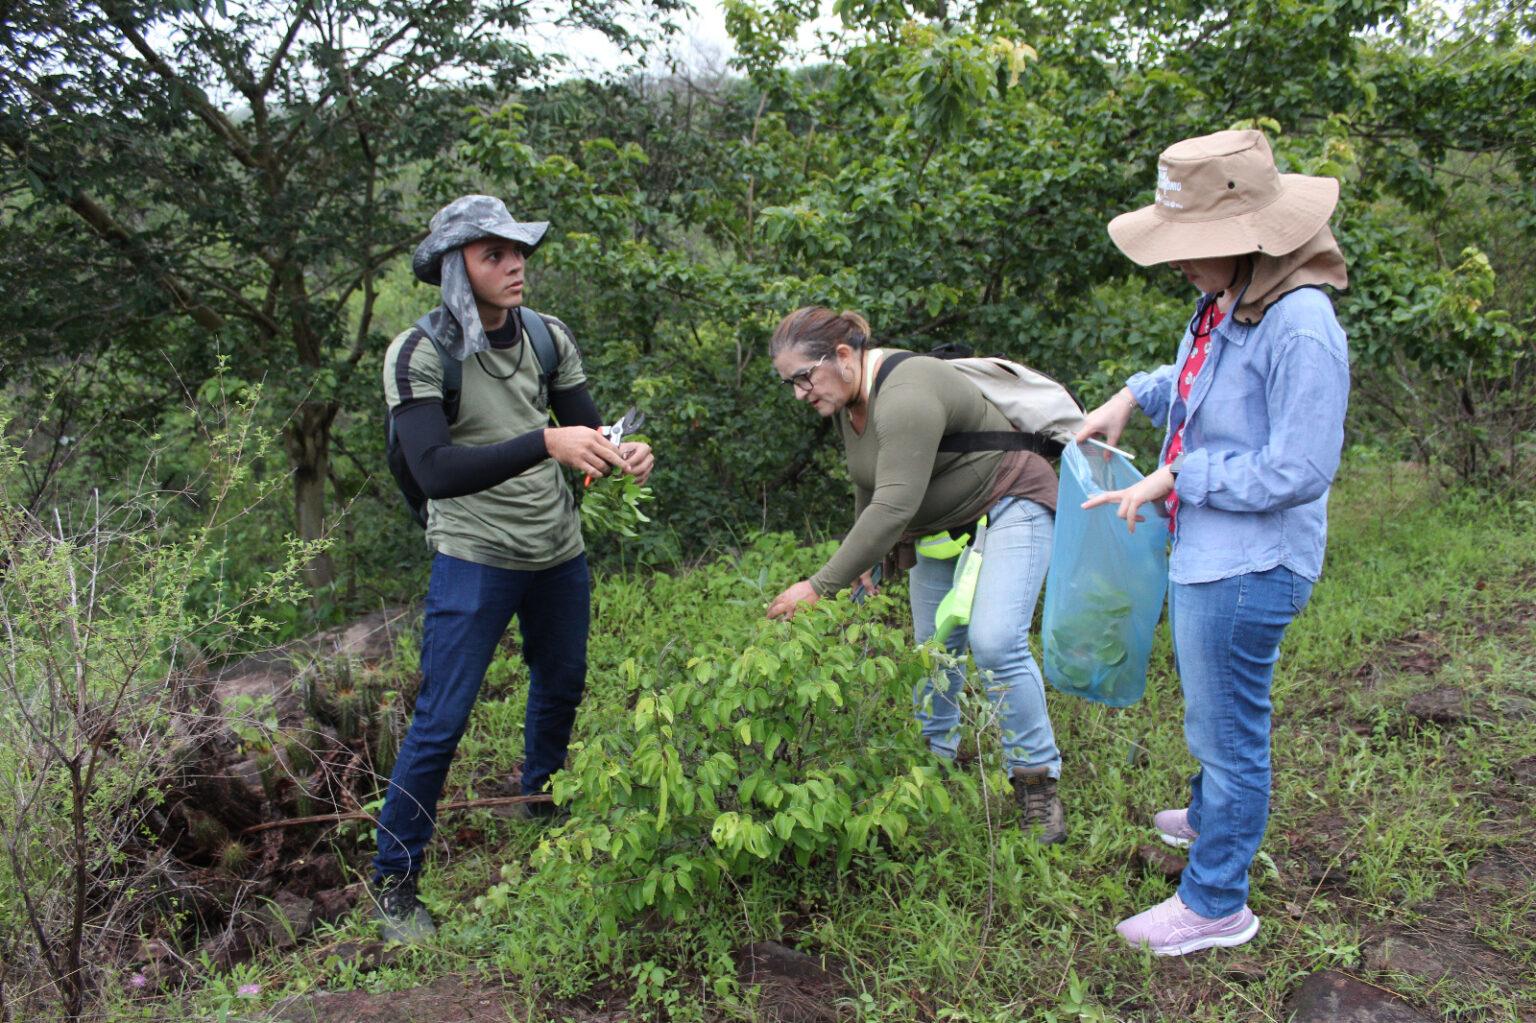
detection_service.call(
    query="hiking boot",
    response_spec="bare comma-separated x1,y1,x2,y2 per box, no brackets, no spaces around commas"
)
370,873,436,944
1010,766,1067,845
510,797,567,823
1154,808,1198,849
1115,894,1259,956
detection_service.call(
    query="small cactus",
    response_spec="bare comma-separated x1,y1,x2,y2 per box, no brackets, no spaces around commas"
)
218,840,250,873
281,732,317,776
185,810,229,859
331,689,371,744
299,656,418,796
254,751,280,799
370,697,406,778
292,786,316,819
302,656,354,723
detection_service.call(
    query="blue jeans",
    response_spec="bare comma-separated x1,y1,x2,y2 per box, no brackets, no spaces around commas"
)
1171,565,1313,917
910,496,1062,776
373,552,590,880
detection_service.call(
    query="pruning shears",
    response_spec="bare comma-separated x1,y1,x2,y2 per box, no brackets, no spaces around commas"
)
585,405,646,486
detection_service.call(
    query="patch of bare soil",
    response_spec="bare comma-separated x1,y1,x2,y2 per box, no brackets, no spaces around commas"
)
264,974,627,1023
1399,684,1536,728
1106,955,1266,1022
1349,628,1452,690
262,941,863,1023
1356,840,1536,1015
1347,574,1536,696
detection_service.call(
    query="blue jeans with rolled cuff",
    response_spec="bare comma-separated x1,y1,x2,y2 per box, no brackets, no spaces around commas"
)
372,551,589,881
1172,564,1313,918
908,496,1062,777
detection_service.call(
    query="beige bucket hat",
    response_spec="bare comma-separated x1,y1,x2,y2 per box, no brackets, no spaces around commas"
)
1108,130,1339,266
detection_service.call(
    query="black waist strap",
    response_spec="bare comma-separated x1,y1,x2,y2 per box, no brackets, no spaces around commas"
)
938,431,1063,457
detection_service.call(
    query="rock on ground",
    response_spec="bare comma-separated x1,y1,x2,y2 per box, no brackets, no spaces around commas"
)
1403,684,1536,727
270,975,522,1023
737,940,856,1023
1133,843,1186,879
212,605,415,723
1286,970,1434,1023
267,974,629,1023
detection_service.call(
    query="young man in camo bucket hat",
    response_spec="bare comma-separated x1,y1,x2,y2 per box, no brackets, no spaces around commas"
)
1075,130,1350,955
373,195,655,942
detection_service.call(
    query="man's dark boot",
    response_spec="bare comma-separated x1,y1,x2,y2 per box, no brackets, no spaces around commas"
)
511,796,567,823
370,873,436,944
1010,766,1067,845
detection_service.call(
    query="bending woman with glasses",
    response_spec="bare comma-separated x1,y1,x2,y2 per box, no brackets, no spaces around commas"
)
765,306,1068,844
1077,130,1350,955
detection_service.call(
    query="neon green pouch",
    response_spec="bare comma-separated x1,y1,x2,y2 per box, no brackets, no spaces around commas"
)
916,530,966,560
933,517,988,643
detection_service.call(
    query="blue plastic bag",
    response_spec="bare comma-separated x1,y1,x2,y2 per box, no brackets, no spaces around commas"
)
1042,443,1169,707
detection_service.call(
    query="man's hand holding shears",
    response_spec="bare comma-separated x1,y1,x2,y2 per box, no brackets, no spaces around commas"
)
544,406,653,485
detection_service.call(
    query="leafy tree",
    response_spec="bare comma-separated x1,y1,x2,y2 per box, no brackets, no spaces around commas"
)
0,0,683,588
4,0,1534,610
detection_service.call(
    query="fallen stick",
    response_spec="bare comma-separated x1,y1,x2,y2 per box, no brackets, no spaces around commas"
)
241,793,554,835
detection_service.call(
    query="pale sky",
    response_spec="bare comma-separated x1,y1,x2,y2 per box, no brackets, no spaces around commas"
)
532,0,844,80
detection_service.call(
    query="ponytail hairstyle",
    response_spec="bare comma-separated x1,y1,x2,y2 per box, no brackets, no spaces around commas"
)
769,306,872,362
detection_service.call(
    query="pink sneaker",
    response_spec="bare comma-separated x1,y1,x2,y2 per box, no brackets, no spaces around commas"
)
1153,808,1197,849
1115,895,1259,956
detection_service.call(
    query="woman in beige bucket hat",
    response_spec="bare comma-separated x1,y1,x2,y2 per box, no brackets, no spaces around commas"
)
1076,130,1351,956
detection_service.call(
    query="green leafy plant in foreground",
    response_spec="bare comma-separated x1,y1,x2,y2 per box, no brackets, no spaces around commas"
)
580,468,655,539
478,584,949,936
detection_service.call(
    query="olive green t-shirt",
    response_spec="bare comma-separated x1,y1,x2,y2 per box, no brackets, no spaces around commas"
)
809,354,1050,597
382,312,588,571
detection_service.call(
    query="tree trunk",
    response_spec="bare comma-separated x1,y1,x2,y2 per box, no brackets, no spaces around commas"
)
285,401,338,590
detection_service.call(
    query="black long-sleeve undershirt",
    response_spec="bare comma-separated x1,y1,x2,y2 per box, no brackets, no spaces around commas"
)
393,385,603,499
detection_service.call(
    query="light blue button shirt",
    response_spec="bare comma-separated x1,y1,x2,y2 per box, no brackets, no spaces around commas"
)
1127,286,1350,585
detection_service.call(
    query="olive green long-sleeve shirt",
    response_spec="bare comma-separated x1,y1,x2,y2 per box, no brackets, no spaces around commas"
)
808,354,1019,597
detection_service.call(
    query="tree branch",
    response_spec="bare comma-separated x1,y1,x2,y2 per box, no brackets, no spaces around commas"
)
241,793,553,835
193,7,259,99
178,264,282,337
274,16,422,160
105,15,262,171
62,190,226,333
259,1,317,94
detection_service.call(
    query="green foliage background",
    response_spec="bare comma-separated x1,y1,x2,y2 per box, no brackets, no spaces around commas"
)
2,0,1533,629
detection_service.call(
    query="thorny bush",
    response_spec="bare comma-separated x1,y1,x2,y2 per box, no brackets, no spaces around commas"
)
0,384,315,1021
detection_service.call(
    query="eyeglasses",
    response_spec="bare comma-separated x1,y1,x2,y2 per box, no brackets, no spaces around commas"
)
781,355,828,394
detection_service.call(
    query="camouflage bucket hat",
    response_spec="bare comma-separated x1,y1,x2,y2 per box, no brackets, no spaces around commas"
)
411,195,549,285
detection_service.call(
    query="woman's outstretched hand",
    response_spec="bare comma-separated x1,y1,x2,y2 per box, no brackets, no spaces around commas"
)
1081,465,1175,533
1075,387,1139,456
854,569,880,598
767,580,820,620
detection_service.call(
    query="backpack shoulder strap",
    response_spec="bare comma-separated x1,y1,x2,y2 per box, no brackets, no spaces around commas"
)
413,311,463,424
871,347,1065,459
872,350,921,396
519,308,561,385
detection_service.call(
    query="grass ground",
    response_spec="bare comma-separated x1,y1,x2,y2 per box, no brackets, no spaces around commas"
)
156,458,1535,1022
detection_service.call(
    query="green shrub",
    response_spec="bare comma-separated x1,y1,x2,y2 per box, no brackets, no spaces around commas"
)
474,538,952,941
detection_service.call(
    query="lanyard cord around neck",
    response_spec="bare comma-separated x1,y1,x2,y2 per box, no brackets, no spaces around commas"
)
475,308,528,381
